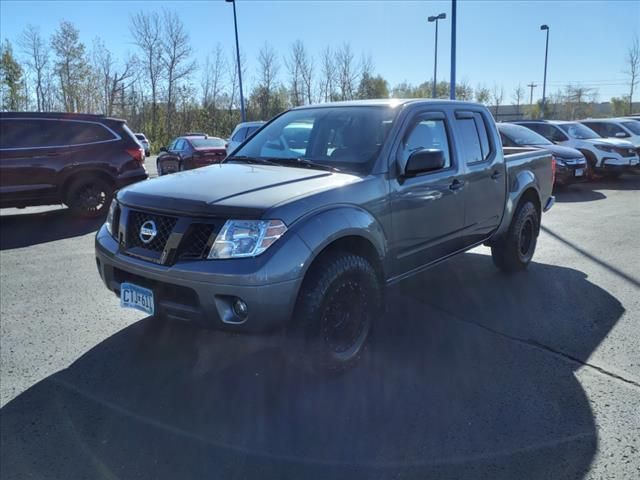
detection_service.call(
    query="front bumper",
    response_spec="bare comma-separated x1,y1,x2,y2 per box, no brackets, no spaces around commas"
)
598,155,640,170
95,226,309,332
555,163,587,184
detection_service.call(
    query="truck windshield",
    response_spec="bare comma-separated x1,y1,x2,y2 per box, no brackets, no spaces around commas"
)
499,123,552,146
230,106,398,174
558,123,600,139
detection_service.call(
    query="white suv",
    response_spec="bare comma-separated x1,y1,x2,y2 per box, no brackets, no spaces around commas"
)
227,121,265,154
516,120,639,177
580,118,640,149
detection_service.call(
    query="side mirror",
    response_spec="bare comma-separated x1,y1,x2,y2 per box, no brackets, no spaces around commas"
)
615,132,628,138
159,146,167,152
404,149,446,176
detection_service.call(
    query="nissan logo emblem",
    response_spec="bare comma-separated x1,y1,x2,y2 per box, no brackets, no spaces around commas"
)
139,220,157,244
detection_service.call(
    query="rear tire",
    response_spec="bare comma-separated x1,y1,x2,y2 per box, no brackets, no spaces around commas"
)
491,201,539,273
284,251,381,374
65,176,113,218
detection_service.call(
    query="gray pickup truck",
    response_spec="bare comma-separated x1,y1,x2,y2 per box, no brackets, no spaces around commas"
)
95,99,554,371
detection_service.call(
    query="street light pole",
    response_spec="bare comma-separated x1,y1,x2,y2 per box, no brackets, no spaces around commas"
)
450,0,457,100
540,24,549,119
428,13,446,99
227,0,246,122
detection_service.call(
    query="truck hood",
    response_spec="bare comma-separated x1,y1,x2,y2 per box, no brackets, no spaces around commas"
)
117,163,360,217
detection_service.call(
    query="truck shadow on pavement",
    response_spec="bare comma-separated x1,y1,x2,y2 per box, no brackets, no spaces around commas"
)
0,253,624,480
555,173,640,203
0,207,104,250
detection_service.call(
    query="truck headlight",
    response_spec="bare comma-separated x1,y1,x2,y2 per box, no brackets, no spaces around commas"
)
595,144,614,152
207,220,287,259
105,199,118,236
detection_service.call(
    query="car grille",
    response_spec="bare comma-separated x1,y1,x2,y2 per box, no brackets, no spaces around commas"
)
123,208,221,264
179,224,216,260
127,210,178,252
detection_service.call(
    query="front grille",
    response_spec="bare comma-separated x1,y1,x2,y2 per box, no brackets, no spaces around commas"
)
127,210,177,252
179,224,216,259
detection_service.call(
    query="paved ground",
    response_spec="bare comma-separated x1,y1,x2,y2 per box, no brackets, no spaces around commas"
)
0,163,638,479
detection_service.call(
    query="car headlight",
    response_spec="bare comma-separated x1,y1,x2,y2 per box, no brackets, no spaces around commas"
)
554,157,567,166
595,144,614,152
207,219,287,259
105,199,118,236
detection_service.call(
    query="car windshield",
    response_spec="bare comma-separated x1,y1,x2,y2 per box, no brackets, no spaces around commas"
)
621,121,640,135
230,106,398,174
190,138,225,148
558,123,600,139
499,124,552,145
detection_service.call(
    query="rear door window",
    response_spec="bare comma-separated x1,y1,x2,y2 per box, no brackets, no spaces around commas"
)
456,118,483,164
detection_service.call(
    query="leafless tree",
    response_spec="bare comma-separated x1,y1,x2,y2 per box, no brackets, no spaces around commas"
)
201,43,225,109
512,83,525,116
130,11,163,140
624,34,640,114
284,40,304,107
93,39,137,115
255,42,280,119
491,84,504,118
336,43,358,100
161,9,196,137
19,24,49,111
299,44,314,104
319,46,335,103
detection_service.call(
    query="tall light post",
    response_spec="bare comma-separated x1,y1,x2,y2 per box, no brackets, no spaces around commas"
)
540,24,550,119
226,0,246,122
450,0,457,99
427,13,446,98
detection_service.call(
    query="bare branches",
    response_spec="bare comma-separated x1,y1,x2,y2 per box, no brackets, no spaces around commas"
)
624,34,639,114
19,25,49,111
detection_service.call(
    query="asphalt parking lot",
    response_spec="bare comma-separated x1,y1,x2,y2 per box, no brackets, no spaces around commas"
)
0,161,638,479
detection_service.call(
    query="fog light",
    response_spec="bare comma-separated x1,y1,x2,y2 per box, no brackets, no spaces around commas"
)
233,298,248,319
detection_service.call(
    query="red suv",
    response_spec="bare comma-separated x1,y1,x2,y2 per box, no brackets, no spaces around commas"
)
0,112,148,217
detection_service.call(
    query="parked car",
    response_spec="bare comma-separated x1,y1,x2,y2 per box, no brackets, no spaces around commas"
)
96,99,554,372
156,135,227,175
514,120,639,178
497,123,586,186
134,133,151,156
0,112,147,217
226,121,265,153
580,118,640,150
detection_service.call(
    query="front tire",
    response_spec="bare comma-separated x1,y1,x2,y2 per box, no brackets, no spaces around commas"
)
285,252,381,373
65,177,113,218
491,201,539,273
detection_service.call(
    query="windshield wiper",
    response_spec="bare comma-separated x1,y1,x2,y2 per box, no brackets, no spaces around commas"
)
261,157,341,172
225,155,279,166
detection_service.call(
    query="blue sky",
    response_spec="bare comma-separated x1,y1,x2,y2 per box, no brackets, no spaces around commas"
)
1,0,638,103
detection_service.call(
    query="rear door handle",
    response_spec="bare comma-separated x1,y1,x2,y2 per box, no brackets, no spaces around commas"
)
491,170,502,180
449,179,464,191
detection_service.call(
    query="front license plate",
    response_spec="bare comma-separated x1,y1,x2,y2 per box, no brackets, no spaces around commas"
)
575,168,584,176
120,282,155,315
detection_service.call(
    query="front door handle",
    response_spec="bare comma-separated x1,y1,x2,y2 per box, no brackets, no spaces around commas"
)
449,179,464,191
491,170,502,180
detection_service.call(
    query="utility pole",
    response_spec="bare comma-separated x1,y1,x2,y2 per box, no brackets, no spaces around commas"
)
540,25,550,119
428,13,446,98
226,0,246,122
527,82,538,106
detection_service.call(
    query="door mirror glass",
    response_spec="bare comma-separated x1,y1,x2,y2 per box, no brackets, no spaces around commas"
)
615,131,628,138
405,149,445,176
